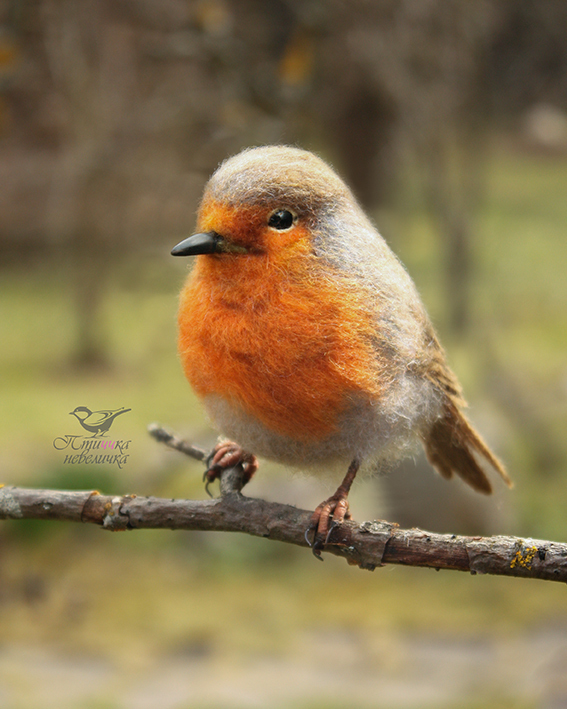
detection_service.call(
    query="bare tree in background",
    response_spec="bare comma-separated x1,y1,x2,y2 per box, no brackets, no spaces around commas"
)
309,0,502,335
40,1,137,366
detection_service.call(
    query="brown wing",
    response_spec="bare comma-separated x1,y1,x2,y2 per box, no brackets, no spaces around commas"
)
416,326,512,494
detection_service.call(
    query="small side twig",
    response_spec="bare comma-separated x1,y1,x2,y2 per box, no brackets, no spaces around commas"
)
148,423,207,462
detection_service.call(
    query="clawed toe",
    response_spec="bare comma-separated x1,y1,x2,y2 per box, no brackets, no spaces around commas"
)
203,440,259,496
304,458,359,559
203,466,221,497
305,495,351,559
304,519,324,560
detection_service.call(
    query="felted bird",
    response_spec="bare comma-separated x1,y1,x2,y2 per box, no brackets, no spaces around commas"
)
172,146,512,554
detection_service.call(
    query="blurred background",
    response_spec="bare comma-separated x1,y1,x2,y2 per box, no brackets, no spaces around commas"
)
1,1,567,707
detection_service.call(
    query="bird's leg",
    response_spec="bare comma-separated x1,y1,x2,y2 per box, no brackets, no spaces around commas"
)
204,440,259,497
306,458,360,558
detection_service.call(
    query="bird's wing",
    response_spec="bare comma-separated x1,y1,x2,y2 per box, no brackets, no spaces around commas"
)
86,410,115,425
417,325,465,405
416,324,512,493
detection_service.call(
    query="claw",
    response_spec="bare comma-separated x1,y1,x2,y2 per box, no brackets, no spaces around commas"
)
304,519,325,559
304,522,317,548
203,465,221,498
311,544,324,561
204,477,214,498
325,518,341,545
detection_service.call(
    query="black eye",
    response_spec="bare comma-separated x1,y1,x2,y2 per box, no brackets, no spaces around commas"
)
268,209,295,230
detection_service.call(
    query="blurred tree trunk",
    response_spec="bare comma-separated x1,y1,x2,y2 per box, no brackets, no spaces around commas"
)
422,126,486,336
41,0,134,370
331,83,398,208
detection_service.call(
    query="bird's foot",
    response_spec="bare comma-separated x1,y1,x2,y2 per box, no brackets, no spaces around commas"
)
304,458,360,560
203,440,259,497
305,492,352,560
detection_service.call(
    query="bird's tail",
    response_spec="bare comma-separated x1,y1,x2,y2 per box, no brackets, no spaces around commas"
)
422,400,512,494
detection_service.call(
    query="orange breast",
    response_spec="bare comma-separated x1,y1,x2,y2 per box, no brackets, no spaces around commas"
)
178,249,383,442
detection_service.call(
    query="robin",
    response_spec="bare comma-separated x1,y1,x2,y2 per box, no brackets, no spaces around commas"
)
172,146,512,555
69,407,131,437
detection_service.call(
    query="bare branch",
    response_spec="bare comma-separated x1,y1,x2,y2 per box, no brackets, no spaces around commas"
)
1,442,566,582
147,422,207,462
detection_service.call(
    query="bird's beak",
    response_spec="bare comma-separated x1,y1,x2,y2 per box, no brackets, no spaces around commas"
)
171,231,248,256
171,232,221,256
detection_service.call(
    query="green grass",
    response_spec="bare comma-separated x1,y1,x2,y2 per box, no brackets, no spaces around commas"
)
1,530,566,658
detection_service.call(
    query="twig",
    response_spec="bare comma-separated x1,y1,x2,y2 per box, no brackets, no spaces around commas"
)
147,422,207,462
0,426,565,583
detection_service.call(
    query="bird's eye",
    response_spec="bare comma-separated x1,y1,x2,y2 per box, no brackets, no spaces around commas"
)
268,209,295,230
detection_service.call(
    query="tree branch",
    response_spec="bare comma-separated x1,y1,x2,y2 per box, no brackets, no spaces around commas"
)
1,425,565,583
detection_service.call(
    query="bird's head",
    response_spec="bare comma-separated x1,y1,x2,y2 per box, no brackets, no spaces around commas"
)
69,406,91,420
171,146,357,264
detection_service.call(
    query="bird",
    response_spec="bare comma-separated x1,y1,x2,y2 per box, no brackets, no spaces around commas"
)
69,407,131,437
171,145,512,555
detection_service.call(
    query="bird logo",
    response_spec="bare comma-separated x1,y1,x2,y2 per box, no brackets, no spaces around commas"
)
69,407,131,437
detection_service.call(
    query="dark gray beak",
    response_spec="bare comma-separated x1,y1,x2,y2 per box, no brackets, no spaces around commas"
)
171,232,221,256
